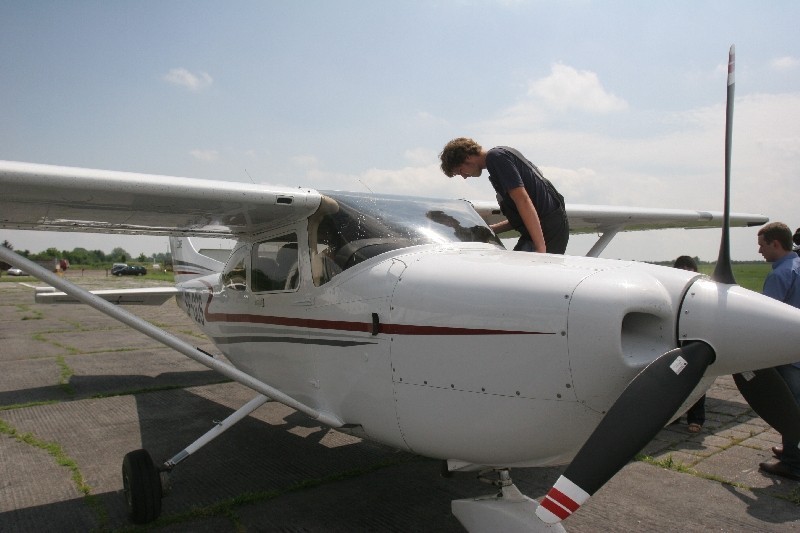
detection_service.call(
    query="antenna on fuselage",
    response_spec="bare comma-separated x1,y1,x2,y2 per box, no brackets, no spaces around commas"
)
357,179,375,194
711,45,736,285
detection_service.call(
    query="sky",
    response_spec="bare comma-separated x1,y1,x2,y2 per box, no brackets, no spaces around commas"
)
1,1,798,262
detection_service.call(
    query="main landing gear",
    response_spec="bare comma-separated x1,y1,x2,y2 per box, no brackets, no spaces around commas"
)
122,449,162,523
451,469,566,533
121,394,271,524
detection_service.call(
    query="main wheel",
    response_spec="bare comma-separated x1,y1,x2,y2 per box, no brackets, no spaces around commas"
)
122,449,163,524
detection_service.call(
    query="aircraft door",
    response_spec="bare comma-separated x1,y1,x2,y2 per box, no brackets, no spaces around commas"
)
242,233,320,407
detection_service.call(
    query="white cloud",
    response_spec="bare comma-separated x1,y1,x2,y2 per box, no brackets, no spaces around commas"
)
403,147,437,166
414,110,449,125
714,59,732,77
770,56,799,71
485,100,550,132
529,63,628,114
291,155,320,169
234,89,799,262
466,85,800,260
190,149,219,162
163,68,213,91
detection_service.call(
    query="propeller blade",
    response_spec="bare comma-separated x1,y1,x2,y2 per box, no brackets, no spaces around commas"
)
734,369,800,444
536,342,715,524
712,44,736,284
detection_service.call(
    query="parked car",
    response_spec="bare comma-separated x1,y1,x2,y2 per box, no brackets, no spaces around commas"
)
7,267,27,276
111,264,147,276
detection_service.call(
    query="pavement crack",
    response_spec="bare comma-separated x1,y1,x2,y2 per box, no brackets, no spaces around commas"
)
0,417,109,528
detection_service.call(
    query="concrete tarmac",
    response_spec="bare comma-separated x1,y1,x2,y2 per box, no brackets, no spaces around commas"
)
0,272,798,532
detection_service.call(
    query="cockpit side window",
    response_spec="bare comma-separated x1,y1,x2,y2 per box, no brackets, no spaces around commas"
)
221,245,248,291
251,233,300,292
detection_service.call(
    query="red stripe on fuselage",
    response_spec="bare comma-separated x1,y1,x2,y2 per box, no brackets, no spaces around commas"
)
197,284,551,336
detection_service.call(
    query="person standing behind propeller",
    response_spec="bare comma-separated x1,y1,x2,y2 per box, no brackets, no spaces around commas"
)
756,222,800,481
673,255,707,433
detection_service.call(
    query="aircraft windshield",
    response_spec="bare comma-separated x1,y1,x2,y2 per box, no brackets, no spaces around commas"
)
313,191,502,274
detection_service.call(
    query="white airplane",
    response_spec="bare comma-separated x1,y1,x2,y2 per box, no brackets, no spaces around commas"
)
2,47,800,532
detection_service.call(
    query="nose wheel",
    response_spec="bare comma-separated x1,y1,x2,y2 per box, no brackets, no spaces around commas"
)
122,449,163,524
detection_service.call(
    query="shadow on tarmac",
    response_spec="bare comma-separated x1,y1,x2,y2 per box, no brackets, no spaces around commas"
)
2,375,523,531
2,368,799,531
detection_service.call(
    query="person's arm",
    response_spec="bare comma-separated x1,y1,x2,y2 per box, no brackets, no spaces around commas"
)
508,186,546,252
490,219,512,234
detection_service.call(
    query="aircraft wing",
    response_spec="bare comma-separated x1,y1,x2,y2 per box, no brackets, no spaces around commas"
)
471,201,768,234
33,286,180,305
0,159,768,251
0,160,322,237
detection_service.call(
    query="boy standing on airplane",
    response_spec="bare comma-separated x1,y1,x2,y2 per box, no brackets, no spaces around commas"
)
439,138,568,254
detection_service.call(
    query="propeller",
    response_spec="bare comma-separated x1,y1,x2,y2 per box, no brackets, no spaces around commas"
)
537,46,800,525
536,342,715,523
733,370,800,445
712,45,737,285
538,45,752,525
715,44,800,463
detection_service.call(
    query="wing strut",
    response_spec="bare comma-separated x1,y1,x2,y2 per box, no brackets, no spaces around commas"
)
585,227,622,258
0,246,343,428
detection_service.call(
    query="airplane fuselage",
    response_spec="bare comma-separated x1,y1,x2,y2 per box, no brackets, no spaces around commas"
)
177,242,713,468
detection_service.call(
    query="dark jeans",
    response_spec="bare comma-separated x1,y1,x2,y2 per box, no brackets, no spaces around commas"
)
514,208,569,254
686,395,706,425
776,364,800,470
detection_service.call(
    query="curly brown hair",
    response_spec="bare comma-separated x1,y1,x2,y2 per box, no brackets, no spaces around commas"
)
439,138,482,177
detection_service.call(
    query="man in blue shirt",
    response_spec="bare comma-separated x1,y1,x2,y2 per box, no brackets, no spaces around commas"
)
439,138,569,254
756,222,800,481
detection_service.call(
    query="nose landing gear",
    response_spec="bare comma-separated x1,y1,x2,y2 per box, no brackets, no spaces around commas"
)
452,469,566,533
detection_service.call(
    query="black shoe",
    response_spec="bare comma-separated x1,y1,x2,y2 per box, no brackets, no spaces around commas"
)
759,461,800,481
773,446,783,459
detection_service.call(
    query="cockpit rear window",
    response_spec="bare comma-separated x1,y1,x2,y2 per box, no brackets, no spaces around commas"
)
251,233,299,292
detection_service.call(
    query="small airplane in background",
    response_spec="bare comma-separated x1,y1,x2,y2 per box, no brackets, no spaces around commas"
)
2,46,800,532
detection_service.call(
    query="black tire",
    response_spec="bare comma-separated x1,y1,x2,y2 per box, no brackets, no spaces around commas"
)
122,449,162,524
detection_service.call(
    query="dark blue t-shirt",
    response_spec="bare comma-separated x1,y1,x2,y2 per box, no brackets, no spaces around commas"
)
486,147,560,230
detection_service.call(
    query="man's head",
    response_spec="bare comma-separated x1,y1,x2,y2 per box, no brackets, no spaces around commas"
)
757,222,793,262
440,138,484,178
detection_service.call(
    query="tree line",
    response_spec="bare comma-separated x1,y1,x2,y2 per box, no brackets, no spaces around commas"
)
1,240,170,269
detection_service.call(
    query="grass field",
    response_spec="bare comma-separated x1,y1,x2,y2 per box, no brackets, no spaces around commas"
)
697,262,770,292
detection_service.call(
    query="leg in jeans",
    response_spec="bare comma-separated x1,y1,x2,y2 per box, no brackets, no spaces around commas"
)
775,364,800,471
